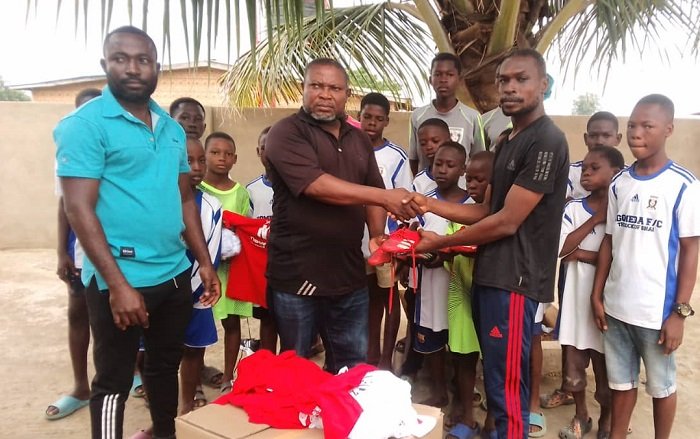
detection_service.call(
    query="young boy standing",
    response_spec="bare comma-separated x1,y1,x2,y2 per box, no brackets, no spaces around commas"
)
359,92,413,369
557,146,624,439
408,52,485,175
412,118,456,195
567,112,622,200
443,150,493,439
179,138,223,414
411,142,472,410
245,126,278,352
200,132,252,394
591,94,699,439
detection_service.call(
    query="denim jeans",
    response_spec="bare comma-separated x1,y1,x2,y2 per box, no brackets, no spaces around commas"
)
271,287,369,374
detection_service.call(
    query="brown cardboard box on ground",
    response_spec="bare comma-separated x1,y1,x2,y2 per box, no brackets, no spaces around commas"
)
176,402,443,439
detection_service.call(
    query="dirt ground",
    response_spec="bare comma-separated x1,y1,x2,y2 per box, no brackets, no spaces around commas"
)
2,249,699,438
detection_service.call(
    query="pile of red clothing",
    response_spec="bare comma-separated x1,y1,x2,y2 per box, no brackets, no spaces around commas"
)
215,350,436,439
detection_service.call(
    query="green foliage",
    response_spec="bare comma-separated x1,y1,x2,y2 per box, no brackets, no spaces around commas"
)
348,67,401,95
0,77,30,101
572,92,600,116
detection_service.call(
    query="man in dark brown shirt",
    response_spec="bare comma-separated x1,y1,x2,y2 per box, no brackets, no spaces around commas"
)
265,58,417,373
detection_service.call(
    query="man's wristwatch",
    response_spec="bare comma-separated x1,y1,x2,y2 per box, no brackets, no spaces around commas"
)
673,303,695,318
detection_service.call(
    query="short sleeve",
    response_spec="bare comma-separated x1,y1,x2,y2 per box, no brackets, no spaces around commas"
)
513,130,568,194
393,158,414,190
266,119,325,197
677,180,700,237
605,184,618,235
471,112,486,154
240,190,251,217
363,147,384,190
54,115,105,179
559,202,576,255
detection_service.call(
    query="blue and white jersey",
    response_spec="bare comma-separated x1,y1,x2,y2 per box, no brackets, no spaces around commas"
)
361,141,413,260
559,198,605,352
189,190,222,310
412,168,467,196
411,190,473,332
246,174,274,219
374,140,412,192
375,140,412,233
567,160,589,200
604,161,700,330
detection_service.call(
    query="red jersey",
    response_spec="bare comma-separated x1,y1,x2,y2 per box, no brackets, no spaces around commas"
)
222,212,270,307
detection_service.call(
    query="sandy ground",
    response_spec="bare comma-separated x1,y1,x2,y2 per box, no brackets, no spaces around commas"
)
2,248,699,438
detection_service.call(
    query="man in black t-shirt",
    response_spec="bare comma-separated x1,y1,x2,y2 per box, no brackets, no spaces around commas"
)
264,58,418,373
408,49,569,438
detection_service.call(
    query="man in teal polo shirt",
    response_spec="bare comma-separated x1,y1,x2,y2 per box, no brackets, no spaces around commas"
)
54,26,220,439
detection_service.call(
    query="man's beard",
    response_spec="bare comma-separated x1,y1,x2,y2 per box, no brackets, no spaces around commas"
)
107,76,157,104
304,104,340,122
500,96,541,117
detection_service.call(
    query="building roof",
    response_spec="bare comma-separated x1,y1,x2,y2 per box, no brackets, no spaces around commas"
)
10,61,231,90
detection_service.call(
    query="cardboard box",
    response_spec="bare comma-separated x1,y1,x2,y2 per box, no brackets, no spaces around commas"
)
176,402,443,439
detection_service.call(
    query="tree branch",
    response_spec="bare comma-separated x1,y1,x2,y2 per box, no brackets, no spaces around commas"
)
535,0,594,54
486,0,520,55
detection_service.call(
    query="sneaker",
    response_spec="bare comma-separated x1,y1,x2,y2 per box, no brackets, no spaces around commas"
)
368,246,392,266
380,227,421,255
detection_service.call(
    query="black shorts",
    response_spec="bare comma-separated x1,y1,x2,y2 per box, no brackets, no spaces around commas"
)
252,306,271,320
68,269,85,296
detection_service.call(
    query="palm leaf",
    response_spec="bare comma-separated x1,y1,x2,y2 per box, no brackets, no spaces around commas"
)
542,0,698,84
219,3,434,109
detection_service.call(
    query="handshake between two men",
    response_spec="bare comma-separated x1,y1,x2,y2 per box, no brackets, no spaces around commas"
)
374,188,489,255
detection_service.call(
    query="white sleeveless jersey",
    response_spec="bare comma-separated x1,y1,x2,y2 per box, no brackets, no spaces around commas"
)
246,175,274,219
558,198,605,352
604,162,700,330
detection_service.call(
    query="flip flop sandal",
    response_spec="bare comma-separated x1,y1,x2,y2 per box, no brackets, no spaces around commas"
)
446,422,481,439
201,365,224,388
558,416,592,439
45,395,89,420
540,389,574,409
130,374,145,398
193,387,208,408
528,412,547,438
220,380,234,394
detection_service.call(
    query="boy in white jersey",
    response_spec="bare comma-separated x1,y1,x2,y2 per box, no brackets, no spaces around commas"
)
245,126,278,351
359,93,412,369
408,52,485,175
557,146,624,439
567,112,622,200
410,142,472,410
399,118,454,377
591,94,700,439
412,118,454,195
180,138,223,414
